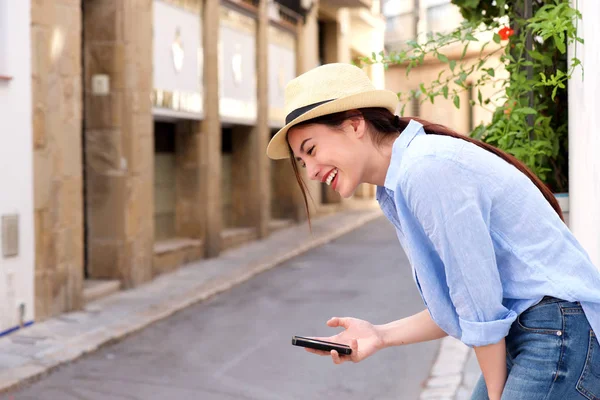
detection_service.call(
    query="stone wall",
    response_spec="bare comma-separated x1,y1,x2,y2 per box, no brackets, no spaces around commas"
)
31,0,84,319
83,0,154,288
174,120,204,239
30,0,304,318
271,159,302,220
231,126,255,227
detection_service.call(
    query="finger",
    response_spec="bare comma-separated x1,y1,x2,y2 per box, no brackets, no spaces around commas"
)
331,349,344,365
327,317,350,329
305,348,329,356
350,339,359,362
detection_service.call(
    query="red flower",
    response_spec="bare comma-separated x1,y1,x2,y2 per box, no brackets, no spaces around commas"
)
499,26,515,41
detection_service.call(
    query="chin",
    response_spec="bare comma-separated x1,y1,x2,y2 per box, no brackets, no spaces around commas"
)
338,184,359,199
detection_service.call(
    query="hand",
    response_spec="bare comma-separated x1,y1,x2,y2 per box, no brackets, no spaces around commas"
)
305,317,385,365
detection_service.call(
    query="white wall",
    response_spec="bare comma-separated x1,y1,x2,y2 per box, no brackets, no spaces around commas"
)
0,0,34,333
382,0,413,17
568,0,600,269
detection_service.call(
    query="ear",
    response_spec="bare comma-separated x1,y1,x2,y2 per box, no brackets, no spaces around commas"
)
348,117,366,139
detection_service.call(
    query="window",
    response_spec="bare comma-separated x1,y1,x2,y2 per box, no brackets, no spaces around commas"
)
426,1,463,34
410,95,420,118
154,122,177,240
384,12,415,53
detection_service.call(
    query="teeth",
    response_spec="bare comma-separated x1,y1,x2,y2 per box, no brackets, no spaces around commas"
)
325,169,338,185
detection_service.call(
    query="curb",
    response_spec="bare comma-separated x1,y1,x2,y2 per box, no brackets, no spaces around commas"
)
419,337,475,400
0,210,383,394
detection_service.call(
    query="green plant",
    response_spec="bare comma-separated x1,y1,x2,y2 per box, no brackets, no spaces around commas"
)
363,0,583,193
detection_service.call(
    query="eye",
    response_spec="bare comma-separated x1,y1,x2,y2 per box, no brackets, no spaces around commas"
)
307,146,315,156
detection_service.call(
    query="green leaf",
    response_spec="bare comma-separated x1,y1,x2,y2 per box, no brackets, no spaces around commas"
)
453,95,460,109
442,85,449,99
478,89,482,105
449,60,457,72
406,40,419,49
437,53,449,63
519,107,538,115
465,33,478,42
487,68,495,77
528,50,546,61
461,43,470,59
493,33,501,44
555,37,566,54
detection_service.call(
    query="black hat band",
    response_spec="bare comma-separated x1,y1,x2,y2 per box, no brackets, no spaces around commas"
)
285,99,335,125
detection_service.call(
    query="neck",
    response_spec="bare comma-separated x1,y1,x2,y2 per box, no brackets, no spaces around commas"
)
361,135,397,187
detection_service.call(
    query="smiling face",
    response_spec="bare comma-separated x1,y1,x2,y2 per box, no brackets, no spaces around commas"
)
287,117,370,198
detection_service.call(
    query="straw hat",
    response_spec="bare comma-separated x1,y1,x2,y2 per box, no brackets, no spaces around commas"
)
266,63,399,160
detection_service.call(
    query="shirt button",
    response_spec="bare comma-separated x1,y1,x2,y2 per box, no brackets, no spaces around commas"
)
556,331,562,336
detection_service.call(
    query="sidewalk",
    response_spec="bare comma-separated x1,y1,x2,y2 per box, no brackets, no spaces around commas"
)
420,337,481,400
0,206,382,394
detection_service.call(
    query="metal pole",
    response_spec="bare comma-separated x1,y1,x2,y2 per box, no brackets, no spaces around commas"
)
413,0,419,40
524,0,534,136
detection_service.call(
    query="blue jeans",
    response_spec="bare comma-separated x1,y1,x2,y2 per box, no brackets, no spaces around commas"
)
471,297,600,400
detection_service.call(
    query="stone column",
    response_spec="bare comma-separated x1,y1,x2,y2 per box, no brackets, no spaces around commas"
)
253,0,270,238
319,10,349,205
175,120,204,238
271,159,303,220
84,0,154,288
202,0,222,257
32,0,84,319
295,0,321,218
323,9,351,64
231,126,253,227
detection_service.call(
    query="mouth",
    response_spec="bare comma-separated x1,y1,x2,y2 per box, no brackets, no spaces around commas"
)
323,168,339,187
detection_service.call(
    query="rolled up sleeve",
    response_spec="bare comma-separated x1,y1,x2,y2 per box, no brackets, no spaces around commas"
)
401,156,516,347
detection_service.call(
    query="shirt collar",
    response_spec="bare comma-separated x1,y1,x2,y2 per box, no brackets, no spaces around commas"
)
383,119,425,192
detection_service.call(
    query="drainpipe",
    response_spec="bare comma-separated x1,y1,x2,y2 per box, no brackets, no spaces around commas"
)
524,0,534,136
413,0,419,41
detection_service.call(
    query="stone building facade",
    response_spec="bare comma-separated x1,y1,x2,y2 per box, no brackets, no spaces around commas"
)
28,0,385,323
31,0,85,320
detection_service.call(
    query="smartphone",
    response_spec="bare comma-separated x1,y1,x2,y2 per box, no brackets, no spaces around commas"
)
291,336,352,355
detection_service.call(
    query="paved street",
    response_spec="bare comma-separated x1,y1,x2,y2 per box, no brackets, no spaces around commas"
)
11,218,438,400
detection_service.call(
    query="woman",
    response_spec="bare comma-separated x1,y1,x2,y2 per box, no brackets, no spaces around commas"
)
266,63,600,400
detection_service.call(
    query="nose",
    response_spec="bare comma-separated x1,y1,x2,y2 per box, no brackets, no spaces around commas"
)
306,161,320,181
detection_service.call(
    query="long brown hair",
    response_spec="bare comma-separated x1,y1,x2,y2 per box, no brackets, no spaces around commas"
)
288,107,564,222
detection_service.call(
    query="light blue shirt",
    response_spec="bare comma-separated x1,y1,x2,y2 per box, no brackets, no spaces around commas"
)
377,120,600,347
